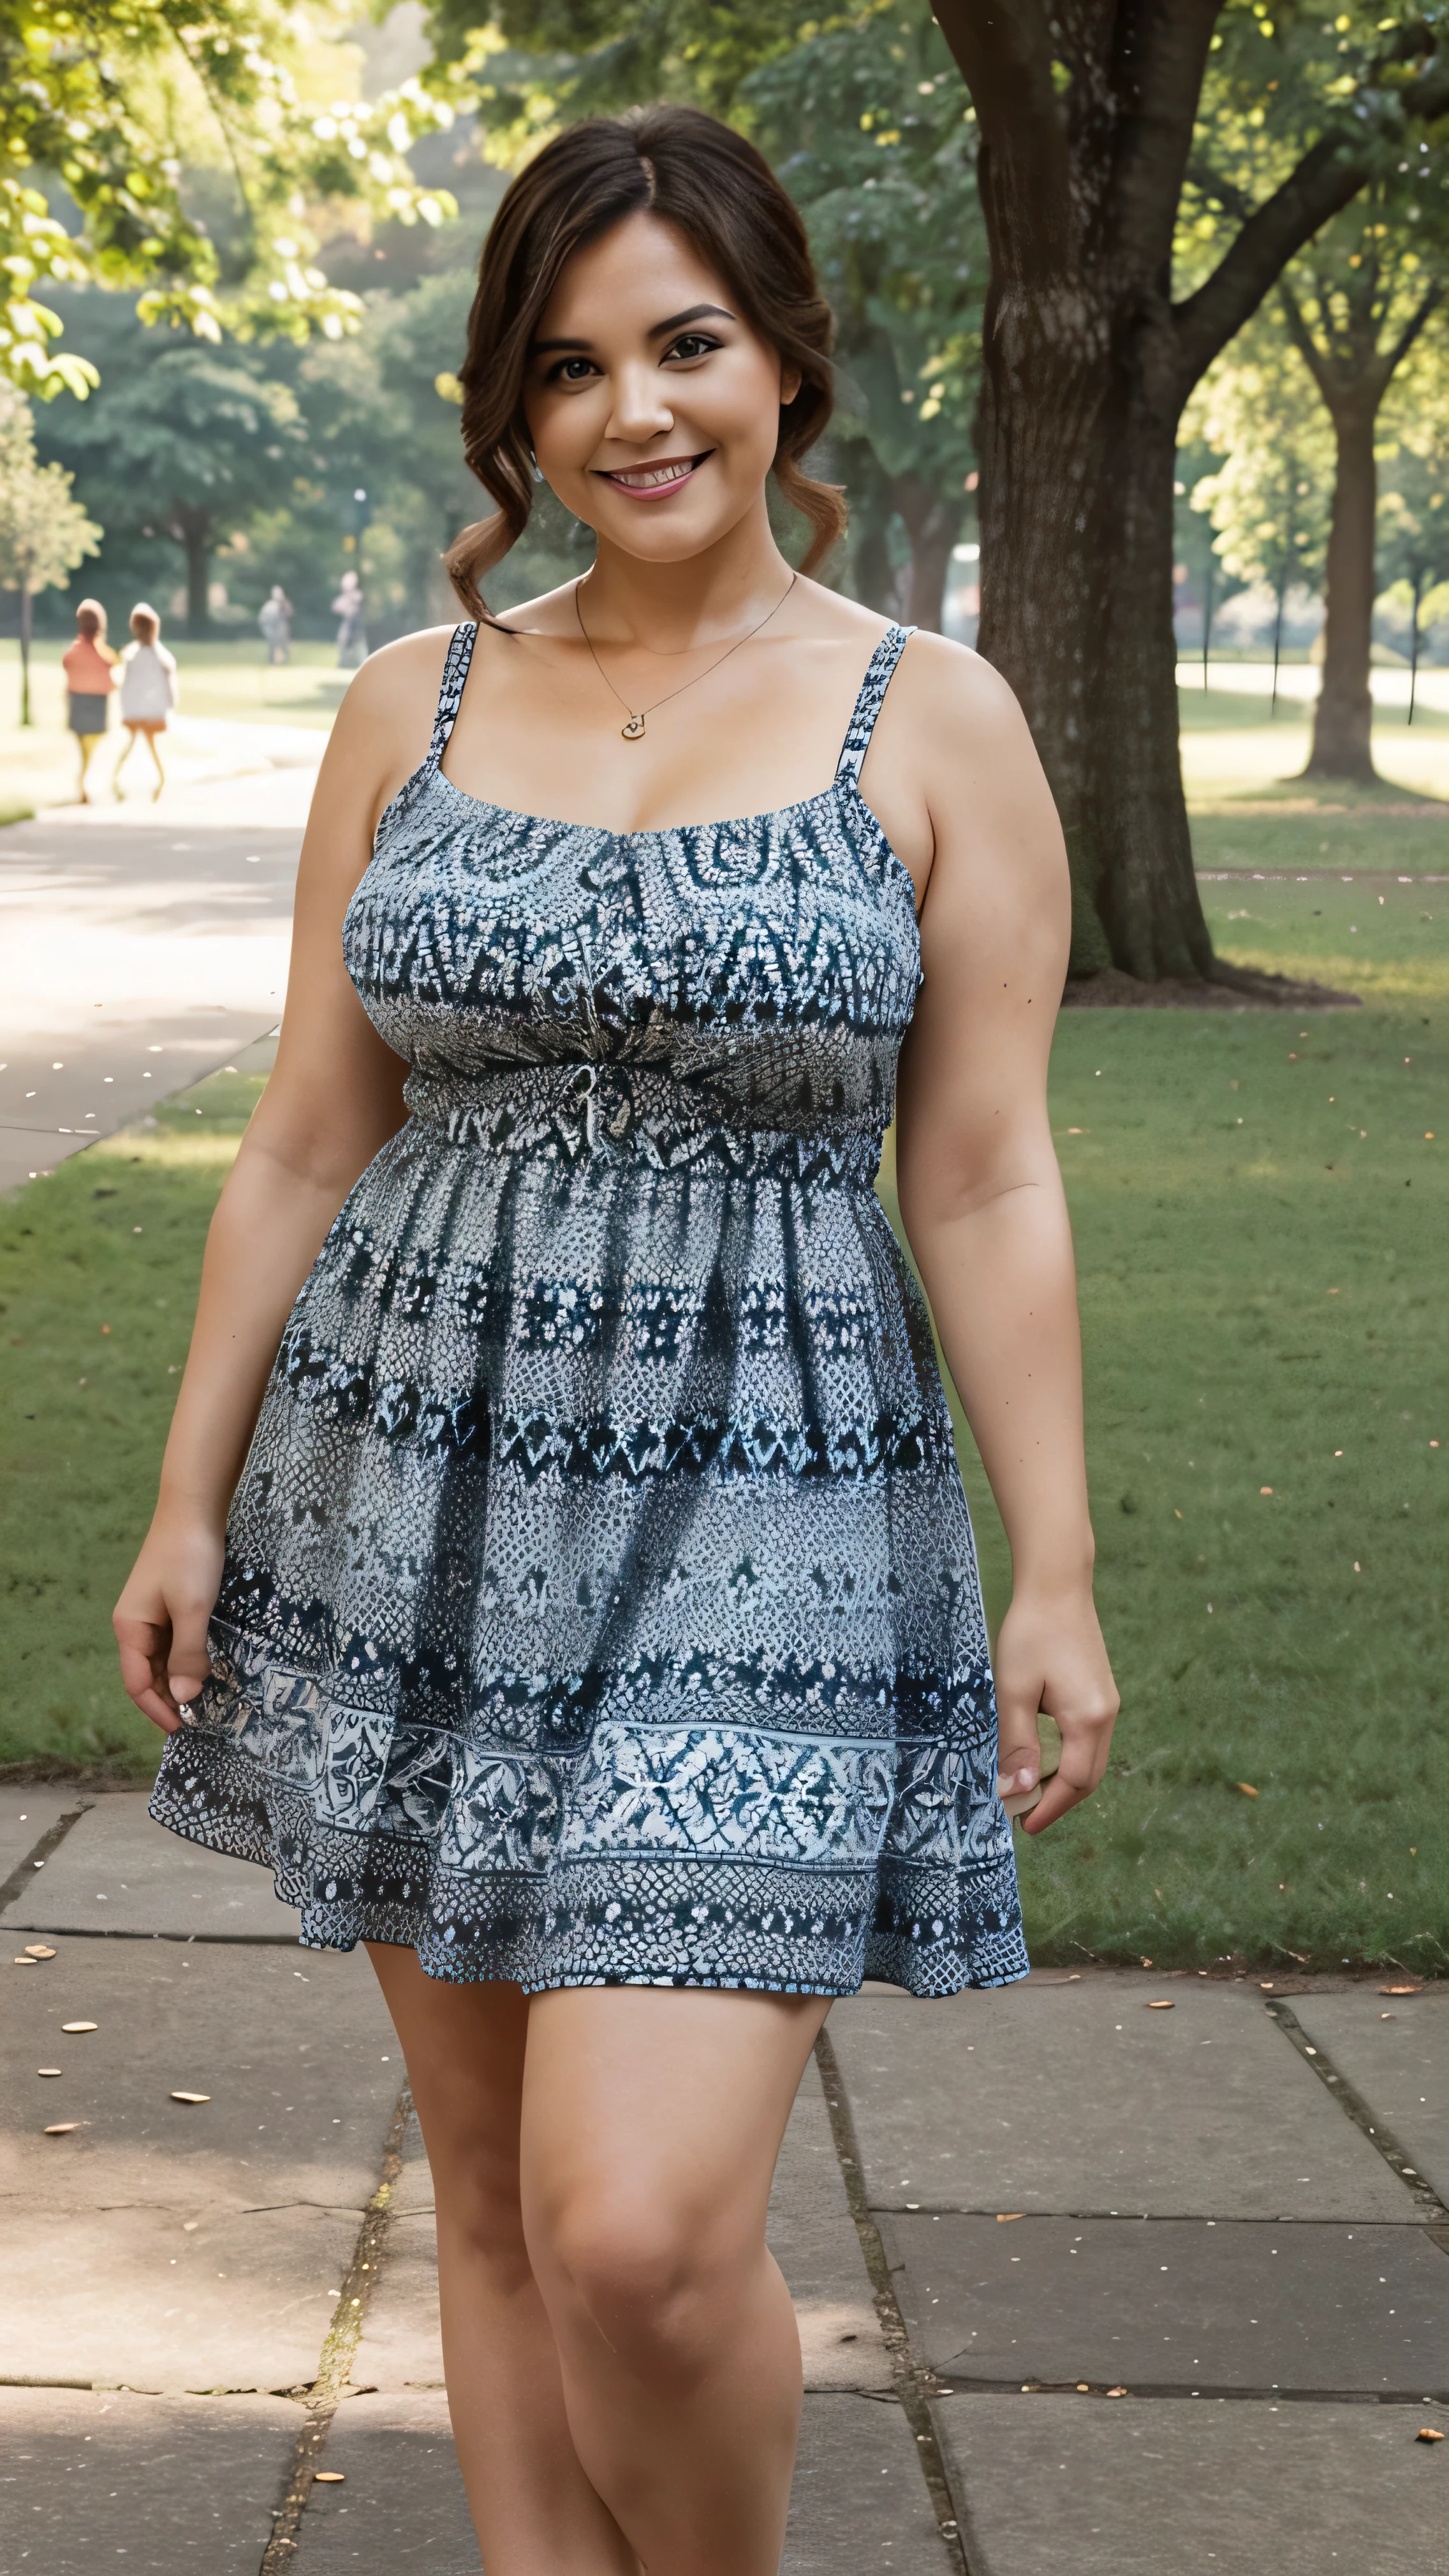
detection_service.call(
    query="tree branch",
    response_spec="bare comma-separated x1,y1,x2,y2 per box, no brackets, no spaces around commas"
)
1277,276,1334,406
931,0,1074,286
1385,278,1443,376
1172,135,1371,392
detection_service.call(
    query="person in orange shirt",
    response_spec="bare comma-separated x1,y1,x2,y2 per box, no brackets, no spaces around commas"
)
61,597,118,802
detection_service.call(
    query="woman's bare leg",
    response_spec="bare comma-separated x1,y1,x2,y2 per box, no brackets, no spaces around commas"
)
112,726,136,796
522,1986,832,2576
77,731,101,801
145,728,166,795
365,1945,639,2575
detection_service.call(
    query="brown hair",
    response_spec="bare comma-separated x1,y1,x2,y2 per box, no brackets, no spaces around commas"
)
130,602,160,643
75,597,106,640
443,104,845,619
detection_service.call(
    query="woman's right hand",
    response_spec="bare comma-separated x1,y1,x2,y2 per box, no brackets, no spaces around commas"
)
113,1511,226,1734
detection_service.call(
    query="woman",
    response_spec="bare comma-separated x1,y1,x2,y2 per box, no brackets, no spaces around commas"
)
114,603,178,801
61,596,116,802
115,105,1117,2576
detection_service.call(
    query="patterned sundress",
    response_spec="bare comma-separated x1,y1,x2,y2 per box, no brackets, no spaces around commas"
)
150,620,1027,1996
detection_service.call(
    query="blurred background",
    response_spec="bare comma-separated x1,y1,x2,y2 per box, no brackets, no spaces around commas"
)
1,0,1443,1979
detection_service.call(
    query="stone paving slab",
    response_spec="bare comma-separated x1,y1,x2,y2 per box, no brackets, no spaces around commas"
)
829,1979,1411,2218
1292,1993,1449,2207
7,2200,364,2394
0,2387,302,2575
296,2391,953,2574
0,1785,85,1887
931,2394,1449,2576
1,1936,398,2211
881,2214,1449,2395
355,2061,891,2397
4,1791,303,1941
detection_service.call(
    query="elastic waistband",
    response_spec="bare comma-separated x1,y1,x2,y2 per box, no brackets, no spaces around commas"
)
403,1061,881,1189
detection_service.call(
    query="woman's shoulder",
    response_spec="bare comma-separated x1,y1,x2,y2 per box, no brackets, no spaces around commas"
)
890,627,1023,735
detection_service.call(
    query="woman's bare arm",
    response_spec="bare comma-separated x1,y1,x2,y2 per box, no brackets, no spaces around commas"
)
892,641,1118,1834
113,630,451,1732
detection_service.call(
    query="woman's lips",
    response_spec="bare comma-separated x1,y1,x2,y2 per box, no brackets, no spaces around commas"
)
596,453,710,498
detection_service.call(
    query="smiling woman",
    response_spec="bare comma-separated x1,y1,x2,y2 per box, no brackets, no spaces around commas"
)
115,96,1117,2576
441,106,844,620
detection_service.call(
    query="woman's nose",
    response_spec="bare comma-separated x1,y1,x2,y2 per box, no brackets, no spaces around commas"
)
605,362,675,448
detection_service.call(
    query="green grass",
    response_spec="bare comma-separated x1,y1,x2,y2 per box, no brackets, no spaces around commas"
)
1,636,350,733
0,1071,263,1777
1,832,1444,1973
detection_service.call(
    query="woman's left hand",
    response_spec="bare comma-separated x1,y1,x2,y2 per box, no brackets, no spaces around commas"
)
992,1584,1119,1834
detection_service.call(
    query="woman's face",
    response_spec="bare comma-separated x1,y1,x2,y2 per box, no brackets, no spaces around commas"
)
523,211,799,564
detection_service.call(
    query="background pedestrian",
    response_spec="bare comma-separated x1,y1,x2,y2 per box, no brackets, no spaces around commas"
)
331,567,367,666
114,601,178,801
61,596,117,802
258,582,293,664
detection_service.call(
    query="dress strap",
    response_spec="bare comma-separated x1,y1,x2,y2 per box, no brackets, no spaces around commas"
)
834,622,915,786
427,621,478,770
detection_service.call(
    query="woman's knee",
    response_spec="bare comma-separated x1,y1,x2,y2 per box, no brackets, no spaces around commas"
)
531,2189,748,2389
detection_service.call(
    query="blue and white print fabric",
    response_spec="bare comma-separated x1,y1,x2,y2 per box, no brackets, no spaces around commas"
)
149,618,1027,1994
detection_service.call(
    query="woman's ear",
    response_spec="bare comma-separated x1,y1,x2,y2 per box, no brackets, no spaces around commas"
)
780,362,803,407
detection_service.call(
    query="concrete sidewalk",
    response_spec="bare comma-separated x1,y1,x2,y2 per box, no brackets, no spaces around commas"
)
3,1789,1446,2575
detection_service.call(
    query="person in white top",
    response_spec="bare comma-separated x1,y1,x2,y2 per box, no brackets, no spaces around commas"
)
114,603,179,800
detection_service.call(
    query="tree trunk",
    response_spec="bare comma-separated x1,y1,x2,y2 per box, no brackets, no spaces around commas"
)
929,0,1398,983
975,293,1212,979
18,584,33,728
1306,397,1378,780
891,474,957,633
1409,564,1423,724
179,511,212,640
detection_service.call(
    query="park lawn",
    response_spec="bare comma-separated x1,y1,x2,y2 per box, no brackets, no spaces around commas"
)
1,636,350,733
1,863,1444,1975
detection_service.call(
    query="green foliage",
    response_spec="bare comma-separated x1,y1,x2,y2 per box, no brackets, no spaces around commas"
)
1188,320,1333,599
1378,407,1449,607
0,0,457,399
0,386,100,599
742,10,982,585
34,292,309,626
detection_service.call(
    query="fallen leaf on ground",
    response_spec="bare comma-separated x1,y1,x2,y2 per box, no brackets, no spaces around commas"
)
996,2213,1024,2223
1075,2383,1090,2392
61,2021,97,2034
170,2091,211,2105
13,1957,36,1966
44,2123,80,2135
37,2068,61,2078
1416,2428,1445,2443
24,1944,55,1959
1236,1783,1259,1797
1107,2387,1127,2397
313,2471,345,2484
1381,1985,1420,1996
1147,2000,1175,2010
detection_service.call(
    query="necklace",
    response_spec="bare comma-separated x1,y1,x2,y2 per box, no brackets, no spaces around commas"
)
573,571,797,741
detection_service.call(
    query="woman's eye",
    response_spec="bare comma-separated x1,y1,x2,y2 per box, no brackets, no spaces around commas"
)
548,355,598,384
665,333,718,363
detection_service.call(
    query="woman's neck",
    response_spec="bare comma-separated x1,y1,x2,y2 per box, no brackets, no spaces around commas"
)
573,492,794,653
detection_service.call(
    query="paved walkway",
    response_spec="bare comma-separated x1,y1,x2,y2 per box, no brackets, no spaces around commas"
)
3,1789,1445,2573
0,763,313,1195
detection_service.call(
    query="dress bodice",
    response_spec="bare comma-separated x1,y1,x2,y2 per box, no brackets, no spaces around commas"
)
342,622,922,1181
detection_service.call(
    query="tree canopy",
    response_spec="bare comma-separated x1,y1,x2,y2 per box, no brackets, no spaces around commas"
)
1,0,457,399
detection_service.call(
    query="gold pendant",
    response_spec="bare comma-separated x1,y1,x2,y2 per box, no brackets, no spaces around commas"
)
621,712,645,740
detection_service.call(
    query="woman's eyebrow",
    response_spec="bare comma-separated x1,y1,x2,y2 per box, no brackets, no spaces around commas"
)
530,302,734,358
648,302,735,339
